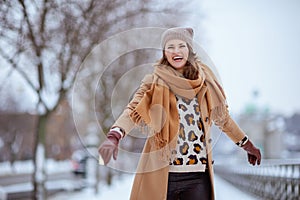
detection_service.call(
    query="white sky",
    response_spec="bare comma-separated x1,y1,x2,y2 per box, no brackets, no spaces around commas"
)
192,0,300,116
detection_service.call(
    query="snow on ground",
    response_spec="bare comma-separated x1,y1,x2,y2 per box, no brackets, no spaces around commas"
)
214,175,256,200
49,174,134,200
49,174,256,200
3,179,84,195
0,159,79,198
0,159,72,176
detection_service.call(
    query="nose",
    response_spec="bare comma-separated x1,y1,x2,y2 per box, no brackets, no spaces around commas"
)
174,46,181,53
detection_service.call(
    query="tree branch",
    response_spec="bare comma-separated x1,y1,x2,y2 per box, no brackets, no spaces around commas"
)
18,0,39,56
0,48,37,92
0,47,49,111
18,0,45,91
39,0,49,46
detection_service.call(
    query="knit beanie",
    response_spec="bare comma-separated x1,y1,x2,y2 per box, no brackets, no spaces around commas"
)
161,27,194,49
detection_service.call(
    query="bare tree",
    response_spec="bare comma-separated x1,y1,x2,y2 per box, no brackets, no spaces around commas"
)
0,0,196,199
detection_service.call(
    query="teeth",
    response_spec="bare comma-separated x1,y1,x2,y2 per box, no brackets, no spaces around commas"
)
173,56,183,60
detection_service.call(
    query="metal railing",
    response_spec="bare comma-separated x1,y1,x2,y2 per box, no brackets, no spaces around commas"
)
214,159,300,200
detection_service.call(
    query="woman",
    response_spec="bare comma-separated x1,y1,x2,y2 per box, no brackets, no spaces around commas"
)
98,27,261,200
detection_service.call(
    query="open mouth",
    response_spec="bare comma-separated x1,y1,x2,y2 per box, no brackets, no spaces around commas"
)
173,56,183,62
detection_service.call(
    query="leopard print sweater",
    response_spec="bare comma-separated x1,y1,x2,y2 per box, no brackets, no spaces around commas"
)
169,95,207,172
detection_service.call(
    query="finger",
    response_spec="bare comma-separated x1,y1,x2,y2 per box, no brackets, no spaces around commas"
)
252,151,260,166
250,155,256,165
251,158,256,165
257,157,261,165
98,145,105,155
257,151,261,165
103,149,113,165
113,148,118,160
99,147,109,158
248,154,252,164
248,154,255,165
100,148,108,165
248,157,253,165
255,156,260,165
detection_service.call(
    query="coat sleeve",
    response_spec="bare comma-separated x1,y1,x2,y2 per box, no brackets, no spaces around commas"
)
200,63,246,143
213,107,246,143
112,74,153,135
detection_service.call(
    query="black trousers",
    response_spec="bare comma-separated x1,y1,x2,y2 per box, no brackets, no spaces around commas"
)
167,171,212,200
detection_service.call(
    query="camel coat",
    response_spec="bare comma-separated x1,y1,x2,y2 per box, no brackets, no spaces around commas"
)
113,74,246,200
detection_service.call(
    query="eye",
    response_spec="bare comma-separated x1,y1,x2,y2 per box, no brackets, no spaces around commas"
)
179,45,186,48
167,46,174,49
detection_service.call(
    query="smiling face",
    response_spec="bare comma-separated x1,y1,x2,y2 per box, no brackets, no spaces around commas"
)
164,39,189,73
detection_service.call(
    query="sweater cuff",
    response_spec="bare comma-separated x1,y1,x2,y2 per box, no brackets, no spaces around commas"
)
236,135,249,147
110,126,125,139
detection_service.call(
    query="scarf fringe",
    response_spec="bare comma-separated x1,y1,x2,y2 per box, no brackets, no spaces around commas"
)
210,103,228,126
130,110,145,125
153,133,167,149
131,108,172,161
150,134,173,162
131,108,168,147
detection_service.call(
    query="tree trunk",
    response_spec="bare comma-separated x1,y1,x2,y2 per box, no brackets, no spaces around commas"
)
32,114,48,200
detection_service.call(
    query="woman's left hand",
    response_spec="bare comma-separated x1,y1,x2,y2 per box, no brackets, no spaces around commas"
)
242,140,261,166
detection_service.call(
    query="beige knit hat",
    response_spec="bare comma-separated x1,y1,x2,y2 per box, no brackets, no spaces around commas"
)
161,27,194,49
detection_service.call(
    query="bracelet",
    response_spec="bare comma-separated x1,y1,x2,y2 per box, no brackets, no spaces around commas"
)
236,135,249,147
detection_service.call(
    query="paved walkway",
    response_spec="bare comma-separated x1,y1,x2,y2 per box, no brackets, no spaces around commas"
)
214,175,256,200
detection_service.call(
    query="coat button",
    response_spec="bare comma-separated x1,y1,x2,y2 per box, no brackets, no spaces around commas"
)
205,117,209,122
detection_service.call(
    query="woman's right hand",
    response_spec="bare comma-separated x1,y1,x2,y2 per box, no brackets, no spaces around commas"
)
98,130,121,165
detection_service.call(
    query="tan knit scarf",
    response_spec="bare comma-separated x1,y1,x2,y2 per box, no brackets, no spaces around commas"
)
130,62,227,155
